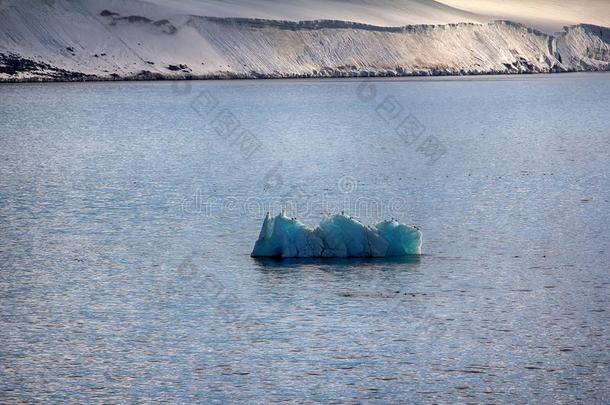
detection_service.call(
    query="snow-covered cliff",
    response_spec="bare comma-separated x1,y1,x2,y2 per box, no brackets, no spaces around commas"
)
0,0,608,82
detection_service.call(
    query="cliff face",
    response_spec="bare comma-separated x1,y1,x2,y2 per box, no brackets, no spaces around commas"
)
0,1,608,82
190,18,610,77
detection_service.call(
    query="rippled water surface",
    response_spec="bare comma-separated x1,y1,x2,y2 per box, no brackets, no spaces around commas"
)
1,74,609,403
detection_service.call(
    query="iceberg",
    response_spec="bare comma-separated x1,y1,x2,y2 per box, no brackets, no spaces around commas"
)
251,212,422,258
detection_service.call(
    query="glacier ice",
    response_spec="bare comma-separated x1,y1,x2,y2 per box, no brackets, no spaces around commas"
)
251,212,422,258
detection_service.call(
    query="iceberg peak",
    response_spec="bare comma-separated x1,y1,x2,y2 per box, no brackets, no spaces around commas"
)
251,213,422,258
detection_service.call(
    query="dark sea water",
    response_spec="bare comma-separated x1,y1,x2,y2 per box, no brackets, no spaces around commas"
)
0,73,609,403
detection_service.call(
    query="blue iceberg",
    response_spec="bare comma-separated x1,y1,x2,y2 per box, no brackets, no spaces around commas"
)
251,212,422,258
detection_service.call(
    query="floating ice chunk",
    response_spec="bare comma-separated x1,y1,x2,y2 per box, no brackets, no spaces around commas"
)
251,212,324,258
375,219,422,257
251,212,422,258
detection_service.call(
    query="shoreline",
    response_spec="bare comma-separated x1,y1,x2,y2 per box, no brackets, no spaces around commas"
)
2,68,610,85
